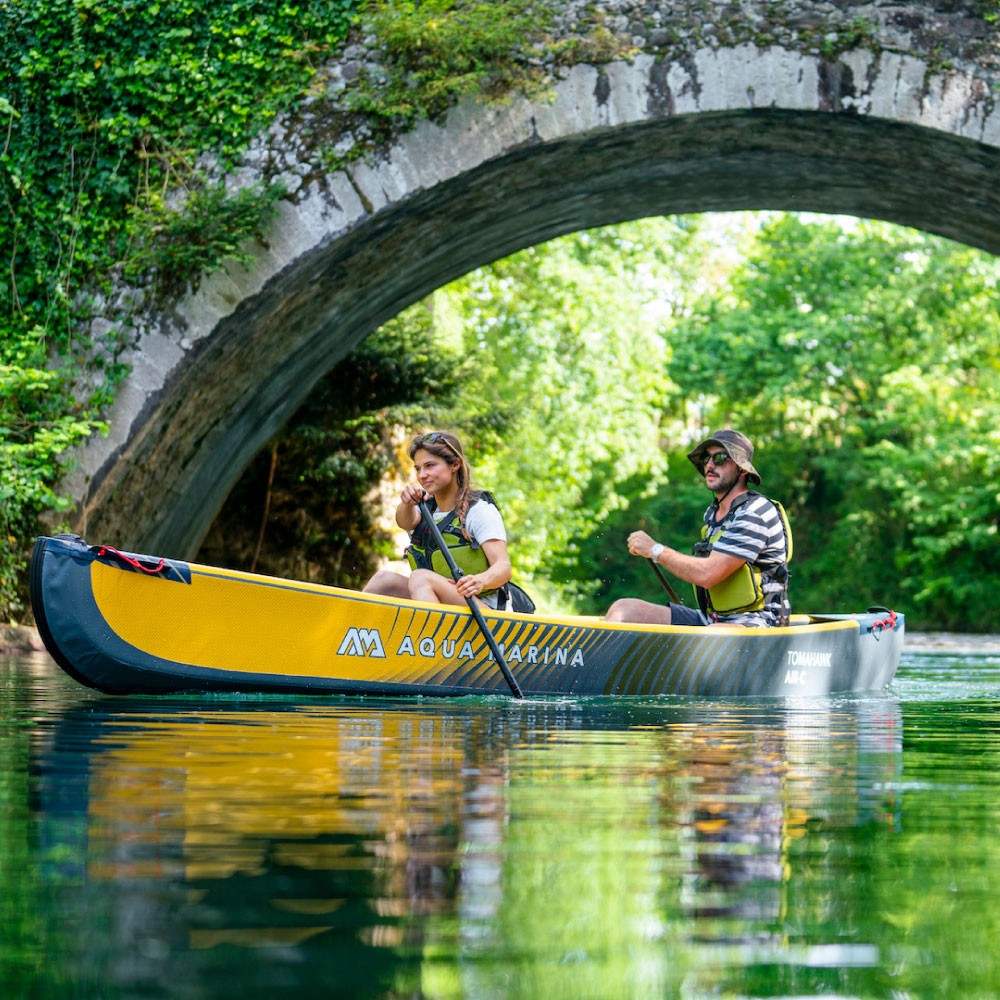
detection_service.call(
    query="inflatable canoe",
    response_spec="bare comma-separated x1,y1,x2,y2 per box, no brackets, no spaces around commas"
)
29,534,904,698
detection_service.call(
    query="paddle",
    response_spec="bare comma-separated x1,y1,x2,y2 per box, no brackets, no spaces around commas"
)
649,557,683,604
417,499,524,699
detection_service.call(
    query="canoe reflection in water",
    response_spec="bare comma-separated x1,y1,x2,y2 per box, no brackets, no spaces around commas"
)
34,697,903,994
37,702,515,983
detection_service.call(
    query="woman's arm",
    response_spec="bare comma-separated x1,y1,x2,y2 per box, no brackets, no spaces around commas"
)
394,484,425,531
453,538,511,599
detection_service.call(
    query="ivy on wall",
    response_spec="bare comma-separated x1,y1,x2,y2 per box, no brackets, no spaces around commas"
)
0,0,357,617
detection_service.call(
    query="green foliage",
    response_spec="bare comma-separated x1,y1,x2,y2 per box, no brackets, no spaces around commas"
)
2,0,355,352
632,215,1000,630
1,0,358,619
441,220,698,602
560,450,709,613
817,17,879,58
348,0,557,129
0,363,105,619
123,181,286,301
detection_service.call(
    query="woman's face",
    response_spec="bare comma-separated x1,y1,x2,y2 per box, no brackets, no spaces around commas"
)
412,448,459,497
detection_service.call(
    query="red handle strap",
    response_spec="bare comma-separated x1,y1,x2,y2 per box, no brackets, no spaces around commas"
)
96,545,166,575
868,609,897,636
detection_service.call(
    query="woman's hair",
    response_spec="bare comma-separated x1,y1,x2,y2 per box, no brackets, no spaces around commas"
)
408,431,479,531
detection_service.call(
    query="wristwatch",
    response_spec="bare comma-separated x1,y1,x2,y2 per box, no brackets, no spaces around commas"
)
650,543,665,561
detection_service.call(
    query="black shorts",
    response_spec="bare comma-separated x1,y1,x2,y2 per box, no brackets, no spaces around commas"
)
669,602,712,626
669,603,771,628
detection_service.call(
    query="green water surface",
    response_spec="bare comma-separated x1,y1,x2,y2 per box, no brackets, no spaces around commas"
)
1,646,998,998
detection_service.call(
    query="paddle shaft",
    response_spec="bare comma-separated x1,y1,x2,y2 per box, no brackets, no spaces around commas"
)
417,500,523,699
649,557,683,604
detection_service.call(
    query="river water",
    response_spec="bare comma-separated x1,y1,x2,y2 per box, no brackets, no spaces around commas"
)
1,640,998,998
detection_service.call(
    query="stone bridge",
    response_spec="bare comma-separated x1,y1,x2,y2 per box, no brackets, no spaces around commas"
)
69,1,1000,557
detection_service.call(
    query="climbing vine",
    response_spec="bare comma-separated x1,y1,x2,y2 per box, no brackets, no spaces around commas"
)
0,0,357,618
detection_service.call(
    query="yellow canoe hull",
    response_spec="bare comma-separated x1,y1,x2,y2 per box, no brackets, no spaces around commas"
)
30,535,904,697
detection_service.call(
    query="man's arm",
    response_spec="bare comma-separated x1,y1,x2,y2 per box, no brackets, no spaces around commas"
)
628,530,744,589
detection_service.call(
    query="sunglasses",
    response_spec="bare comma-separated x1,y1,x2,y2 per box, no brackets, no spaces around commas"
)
701,451,732,470
419,432,461,458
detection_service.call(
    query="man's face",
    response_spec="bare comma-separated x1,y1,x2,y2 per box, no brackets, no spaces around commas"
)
702,448,742,495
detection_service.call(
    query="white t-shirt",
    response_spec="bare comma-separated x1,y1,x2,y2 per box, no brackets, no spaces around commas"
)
427,498,507,608
434,497,506,547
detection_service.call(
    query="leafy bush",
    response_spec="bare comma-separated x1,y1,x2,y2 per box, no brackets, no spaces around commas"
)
0,0,358,619
0,363,105,618
123,182,286,301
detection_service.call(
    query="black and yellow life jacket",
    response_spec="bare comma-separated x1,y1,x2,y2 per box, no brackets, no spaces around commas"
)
692,493,792,617
405,495,496,598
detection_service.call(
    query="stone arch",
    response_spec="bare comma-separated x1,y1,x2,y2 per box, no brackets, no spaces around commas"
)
70,42,1000,556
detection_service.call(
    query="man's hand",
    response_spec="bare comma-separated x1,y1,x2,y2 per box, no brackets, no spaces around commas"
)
627,530,658,559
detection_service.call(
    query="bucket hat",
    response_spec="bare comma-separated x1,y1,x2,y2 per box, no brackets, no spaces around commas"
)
687,429,761,485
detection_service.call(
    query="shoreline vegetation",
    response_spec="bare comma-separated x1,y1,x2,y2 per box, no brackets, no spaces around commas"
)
1,624,44,654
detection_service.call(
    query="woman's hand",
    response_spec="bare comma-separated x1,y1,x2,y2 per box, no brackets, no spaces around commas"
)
395,484,427,530
454,540,511,600
454,572,489,599
400,484,427,506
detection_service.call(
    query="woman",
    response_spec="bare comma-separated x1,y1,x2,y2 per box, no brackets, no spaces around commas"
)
362,431,512,608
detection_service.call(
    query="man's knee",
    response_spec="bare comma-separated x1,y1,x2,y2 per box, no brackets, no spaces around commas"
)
604,598,671,625
604,599,629,622
605,598,648,622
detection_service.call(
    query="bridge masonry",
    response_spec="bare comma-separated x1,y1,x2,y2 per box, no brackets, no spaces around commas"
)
67,1,1000,557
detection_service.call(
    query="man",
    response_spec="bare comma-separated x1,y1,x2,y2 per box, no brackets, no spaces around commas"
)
605,429,790,627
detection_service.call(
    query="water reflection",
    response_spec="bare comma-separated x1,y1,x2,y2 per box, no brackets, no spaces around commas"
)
23,691,908,997
677,701,903,955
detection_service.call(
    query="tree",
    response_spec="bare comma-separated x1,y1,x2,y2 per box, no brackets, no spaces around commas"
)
602,215,1000,629
440,219,701,604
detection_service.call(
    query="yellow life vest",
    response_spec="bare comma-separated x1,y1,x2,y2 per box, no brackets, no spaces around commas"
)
693,496,792,616
405,506,495,598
